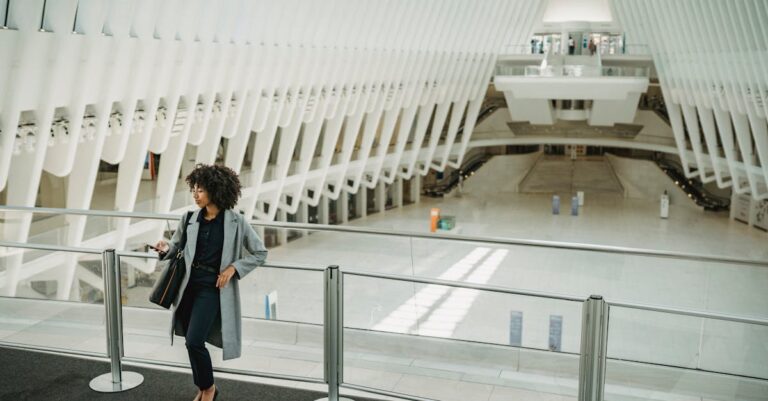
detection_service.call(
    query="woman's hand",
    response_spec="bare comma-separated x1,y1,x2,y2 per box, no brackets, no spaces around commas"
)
216,265,237,289
154,240,170,253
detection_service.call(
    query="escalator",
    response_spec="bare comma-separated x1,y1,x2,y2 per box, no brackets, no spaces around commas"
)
656,158,730,212
422,101,502,197
423,153,492,197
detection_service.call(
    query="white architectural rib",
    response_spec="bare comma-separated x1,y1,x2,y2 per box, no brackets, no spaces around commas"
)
359,3,421,188
713,110,748,194
615,0,768,198
680,105,716,184
435,0,501,171
322,58,374,199
335,47,390,192
685,2,726,186
381,2,437,182
698,109,730,187
262,94,308,220
698,0,742,190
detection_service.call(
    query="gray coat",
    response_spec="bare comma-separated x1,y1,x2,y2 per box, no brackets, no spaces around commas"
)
161,208,267,360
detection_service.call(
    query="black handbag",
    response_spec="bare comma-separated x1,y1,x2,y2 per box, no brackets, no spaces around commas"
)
149,211,193,309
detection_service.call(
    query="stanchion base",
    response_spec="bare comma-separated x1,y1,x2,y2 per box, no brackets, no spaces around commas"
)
89,371,144,393
314,398,354,401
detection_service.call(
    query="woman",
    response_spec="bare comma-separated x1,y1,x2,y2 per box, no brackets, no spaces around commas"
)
155,164,268,401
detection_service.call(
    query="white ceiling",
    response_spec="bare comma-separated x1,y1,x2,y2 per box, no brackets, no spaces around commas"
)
542,0,613,22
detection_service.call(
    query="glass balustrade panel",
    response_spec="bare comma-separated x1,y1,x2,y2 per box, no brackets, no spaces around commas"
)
410,238,768,322
605,306,768,401
118,254,325,380
262,226,414,276
342,273,582,401
0,246,107,356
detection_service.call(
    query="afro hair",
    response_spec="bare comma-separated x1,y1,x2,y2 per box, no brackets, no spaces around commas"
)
185,164,243,210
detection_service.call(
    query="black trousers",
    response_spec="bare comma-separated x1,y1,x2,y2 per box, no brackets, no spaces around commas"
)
177,268,220,390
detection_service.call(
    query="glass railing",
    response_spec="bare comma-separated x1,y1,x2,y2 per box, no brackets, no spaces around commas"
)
495,64,650,78
341,270,584,400
116,250,327,382
500,42,650,57
605,304,768,401
499,44,538,55
0,205,767,400
2,239,765,400
0,243,107,356
621,44,651,56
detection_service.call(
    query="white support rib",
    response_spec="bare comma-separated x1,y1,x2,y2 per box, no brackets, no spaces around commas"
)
681,104,716,184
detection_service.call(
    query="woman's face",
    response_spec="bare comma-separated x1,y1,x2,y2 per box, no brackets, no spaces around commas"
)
191,185,212,208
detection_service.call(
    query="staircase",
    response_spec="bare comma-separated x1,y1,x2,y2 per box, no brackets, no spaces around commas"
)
519,155,624,195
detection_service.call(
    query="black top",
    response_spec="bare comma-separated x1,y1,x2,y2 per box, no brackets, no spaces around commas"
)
192,208,225,268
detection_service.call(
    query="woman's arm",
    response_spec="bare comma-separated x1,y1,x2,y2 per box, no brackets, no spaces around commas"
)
157,213,187,261
230,217,268,279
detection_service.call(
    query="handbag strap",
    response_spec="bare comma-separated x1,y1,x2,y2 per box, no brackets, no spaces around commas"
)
177,211,194,251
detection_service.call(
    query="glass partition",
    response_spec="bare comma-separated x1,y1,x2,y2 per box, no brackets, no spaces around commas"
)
0,245,106,356
410,238,768,321
342,272,582,401
117,253,325,380
605,306,768,400
495,63,650,78
263,226,415,276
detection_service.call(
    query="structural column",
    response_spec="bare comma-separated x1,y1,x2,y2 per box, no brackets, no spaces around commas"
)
336,190,349,224
376,181,386,214
356,188,366,218
319,195,330,225
395,177,404,208
410,175,421,204
277,209,288,245
298,201,309,237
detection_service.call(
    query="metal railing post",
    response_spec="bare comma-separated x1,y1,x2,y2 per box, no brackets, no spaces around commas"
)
316,265,353,401
578,295,608,401
89,249,144,392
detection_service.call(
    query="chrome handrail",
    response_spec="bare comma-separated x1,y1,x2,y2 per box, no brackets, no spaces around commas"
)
607,301,768,327
1,205,766,267
113,250,327,273
344,269,584,303
0,240,103,254
0,205,179,220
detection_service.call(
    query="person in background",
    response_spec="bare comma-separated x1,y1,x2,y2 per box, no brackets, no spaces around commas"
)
154,164,268,401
